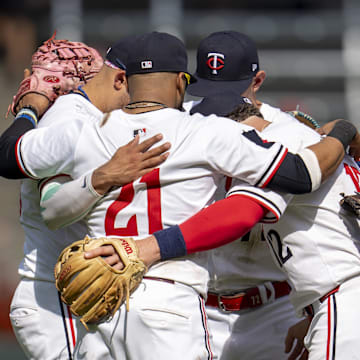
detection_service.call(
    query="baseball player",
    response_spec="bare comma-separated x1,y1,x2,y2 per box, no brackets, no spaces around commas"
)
12,32,360,360
184,31,306,359
0,40,169,360
220,99,360,360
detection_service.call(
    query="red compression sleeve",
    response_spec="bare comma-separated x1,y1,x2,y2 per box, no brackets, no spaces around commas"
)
179,195,267,254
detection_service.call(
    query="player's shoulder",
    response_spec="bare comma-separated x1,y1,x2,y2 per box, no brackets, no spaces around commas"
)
259,102,278,122
185,109,248,131
39,93,102,128
260,102,296,124
260,102,320,145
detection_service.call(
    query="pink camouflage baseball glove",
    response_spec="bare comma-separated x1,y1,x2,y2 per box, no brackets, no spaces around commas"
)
7,32,103,116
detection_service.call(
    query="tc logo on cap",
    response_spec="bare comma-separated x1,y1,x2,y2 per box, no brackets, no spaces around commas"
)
207,52,225,75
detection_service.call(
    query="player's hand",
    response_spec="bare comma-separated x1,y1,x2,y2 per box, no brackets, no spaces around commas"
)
84,235,160,269
84,244,124,270
284,317,311,360
349,132,360,162
17,69,51,118
91,134,171,195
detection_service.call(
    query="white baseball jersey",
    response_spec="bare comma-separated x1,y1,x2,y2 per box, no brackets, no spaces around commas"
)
208,107,321,292
260,102,299,125
18,93,102,281
229,123,360,315
18,107,288,296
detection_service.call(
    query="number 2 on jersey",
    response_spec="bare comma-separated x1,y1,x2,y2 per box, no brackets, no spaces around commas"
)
104,169,162,236
262,229,293,267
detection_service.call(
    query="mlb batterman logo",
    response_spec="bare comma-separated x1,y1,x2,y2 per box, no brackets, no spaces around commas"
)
141,61,153,69
207,52,225,75
134,128,147,137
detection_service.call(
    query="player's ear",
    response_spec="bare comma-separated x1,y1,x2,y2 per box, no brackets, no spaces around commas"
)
114,70,127,90
176,72,187,93
253,70,266,93
174,72,187,109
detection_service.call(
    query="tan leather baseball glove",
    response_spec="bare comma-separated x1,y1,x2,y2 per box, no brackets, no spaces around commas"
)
54,236,147,330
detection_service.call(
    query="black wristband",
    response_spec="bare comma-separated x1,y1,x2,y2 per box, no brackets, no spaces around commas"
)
18,105,39,119
327,120,357,150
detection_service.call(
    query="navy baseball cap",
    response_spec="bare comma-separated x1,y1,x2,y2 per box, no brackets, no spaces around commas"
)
187,31,259,97
106,32,196,84
190,92,252,117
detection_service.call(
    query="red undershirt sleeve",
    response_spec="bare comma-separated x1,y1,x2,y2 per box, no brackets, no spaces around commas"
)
154,195,267,260
180,195,267,253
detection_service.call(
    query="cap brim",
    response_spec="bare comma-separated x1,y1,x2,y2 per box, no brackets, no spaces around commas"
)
185,72,197,84
187,76,253,97
190,92,248,117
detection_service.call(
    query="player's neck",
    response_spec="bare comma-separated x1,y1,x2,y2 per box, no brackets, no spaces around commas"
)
81,76,116,112
123,93,177,114
241,116,270,132
123,101,168,114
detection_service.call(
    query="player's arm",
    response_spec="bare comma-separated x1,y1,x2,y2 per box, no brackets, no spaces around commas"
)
85,121,360,268
0,94,50,179
85,194,268,268
241,119,358,194
136,120,357,266
284,317,311,360
39,135,171,230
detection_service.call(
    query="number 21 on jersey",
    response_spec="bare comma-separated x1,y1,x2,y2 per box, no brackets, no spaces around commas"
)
104,169,163,236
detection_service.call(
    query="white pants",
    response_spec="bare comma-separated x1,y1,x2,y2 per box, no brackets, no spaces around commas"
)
207,295,299,360
75,278,214,360
304,276,360,360
10,278,77,360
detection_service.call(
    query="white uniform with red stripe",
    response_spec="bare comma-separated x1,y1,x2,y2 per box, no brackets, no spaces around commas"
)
228,110,360,358
205,105,317,359
17,107,288,360
10,94,102,360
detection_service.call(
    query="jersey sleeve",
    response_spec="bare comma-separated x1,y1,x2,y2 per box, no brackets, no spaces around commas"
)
17,119,85,179
201,115,288,188
226,178,293,223
222,119,321,221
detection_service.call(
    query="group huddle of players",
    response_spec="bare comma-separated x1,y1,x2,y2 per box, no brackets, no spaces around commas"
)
1,30,360,360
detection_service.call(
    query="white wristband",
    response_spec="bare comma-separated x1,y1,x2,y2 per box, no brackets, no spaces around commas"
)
297,148,322,192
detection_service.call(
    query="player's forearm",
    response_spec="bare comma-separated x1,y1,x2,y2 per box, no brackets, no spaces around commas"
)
137,195,266,266
40,172,102,230
268,120,357,194
0,107,38,179
307,120,357,182
305,137,344,183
